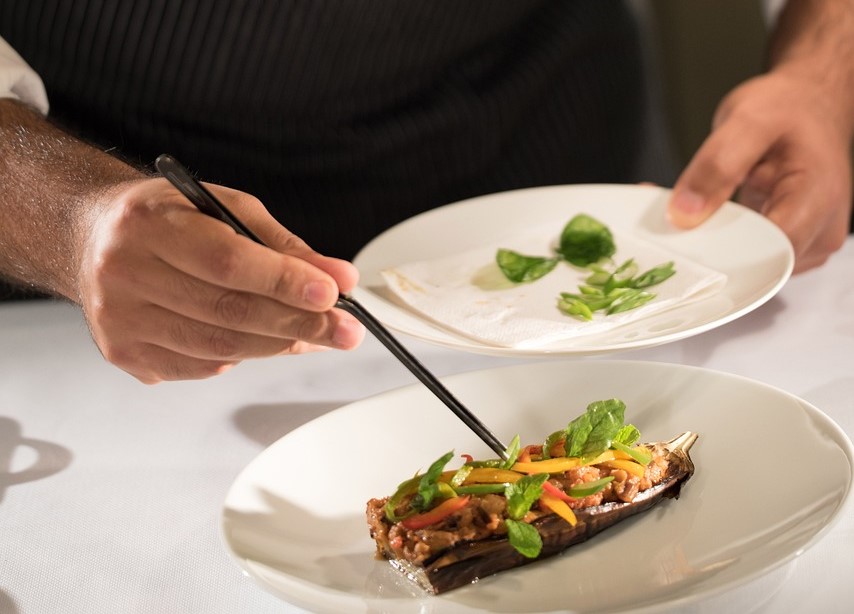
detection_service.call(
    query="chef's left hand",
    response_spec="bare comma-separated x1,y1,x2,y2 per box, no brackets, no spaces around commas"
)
667,69,853,273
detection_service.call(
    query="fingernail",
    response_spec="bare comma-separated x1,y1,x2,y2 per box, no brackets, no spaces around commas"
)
672,189,706,216
304,280,333,308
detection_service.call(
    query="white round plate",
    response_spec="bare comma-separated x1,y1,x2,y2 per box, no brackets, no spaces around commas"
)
351,184,794,356
221,360,852,614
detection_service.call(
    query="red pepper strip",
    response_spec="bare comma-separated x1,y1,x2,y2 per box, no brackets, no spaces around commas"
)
461,454,474,464
400,496,471,530
542,480,575,503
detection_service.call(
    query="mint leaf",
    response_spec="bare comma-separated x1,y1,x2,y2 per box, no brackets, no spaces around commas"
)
614,424,641,446
565,399,626,458
505,473,549,520
558,214,616,267
564,412,593,458
496,249,559,283
505,519,543,558
542,428,567,460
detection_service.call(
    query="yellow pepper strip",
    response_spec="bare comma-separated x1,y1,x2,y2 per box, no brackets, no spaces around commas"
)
597,459,646,479
512,457,581,474
539,493,578,526
462,467,524,484
585,450,618,465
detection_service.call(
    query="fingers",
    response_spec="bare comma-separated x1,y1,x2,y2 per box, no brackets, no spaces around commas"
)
78,178,366,383
760,169,850,274
94,305,355,384
668,113,776,229
667,73,852,274
207,184,360,294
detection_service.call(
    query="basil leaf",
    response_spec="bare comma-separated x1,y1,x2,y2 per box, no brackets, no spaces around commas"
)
505,473,549,520
558,214,616,267
566,399,626,458
505,519,543,558
496,249,559,283
411,451,454,511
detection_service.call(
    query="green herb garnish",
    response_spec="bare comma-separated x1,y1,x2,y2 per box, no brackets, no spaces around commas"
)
496,249,560,283
385,397,653,561
565,399,626,459
557,214,616,266
500,435,522,470
505,473,549,520
411,451,454,511
495,214,677,319
504,519,543,559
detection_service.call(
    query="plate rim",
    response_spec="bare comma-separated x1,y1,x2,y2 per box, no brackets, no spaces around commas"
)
220,359,853,614
351,183,795,357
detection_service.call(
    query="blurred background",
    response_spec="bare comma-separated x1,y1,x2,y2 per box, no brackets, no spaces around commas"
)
631,0,769,185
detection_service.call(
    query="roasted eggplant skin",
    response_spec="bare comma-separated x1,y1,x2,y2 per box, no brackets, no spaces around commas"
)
376,432,697,594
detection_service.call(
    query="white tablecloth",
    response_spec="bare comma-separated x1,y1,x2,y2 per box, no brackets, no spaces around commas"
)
2,239,853,614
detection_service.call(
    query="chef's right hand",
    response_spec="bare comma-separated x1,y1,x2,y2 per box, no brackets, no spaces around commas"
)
78,177,365,384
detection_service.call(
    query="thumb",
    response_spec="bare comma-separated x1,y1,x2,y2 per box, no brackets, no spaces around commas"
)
668,114,773,229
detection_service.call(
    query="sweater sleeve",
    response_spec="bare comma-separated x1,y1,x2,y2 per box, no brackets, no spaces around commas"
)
0,35,48,114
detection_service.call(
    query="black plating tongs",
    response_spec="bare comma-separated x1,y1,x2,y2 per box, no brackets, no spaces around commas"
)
155,154,509,459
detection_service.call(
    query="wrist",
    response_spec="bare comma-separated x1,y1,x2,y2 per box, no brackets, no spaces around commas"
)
767,0,854,139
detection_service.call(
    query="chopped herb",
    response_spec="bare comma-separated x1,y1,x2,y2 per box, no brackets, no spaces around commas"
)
494,214,677,319
496,249,559,283
500,435,522,470
558,214,616,266
504,519,543,558
411,451,454,511
505,473,549,520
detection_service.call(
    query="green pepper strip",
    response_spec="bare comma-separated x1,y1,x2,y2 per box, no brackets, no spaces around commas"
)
384,476,420,522
454,483,508,495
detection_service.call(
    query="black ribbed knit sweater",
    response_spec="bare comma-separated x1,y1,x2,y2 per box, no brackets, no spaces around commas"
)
1,0,642,264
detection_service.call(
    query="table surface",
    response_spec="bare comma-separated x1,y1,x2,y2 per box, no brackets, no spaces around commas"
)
2,239,853,614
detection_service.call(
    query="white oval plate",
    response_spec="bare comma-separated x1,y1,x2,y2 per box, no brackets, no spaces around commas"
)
221,360,852,614
351,184,794,356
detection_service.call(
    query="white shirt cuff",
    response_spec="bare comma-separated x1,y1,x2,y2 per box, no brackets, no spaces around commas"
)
0,35,49,115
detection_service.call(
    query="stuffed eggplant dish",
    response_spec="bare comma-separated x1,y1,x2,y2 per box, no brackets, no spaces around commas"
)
366,399,698,594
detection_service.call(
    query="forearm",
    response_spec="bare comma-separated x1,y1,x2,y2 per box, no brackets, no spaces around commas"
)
767,0,854,135
0,99,144,301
